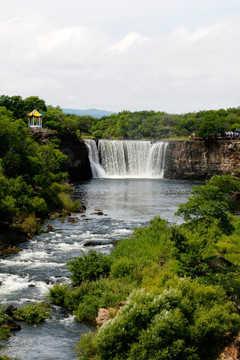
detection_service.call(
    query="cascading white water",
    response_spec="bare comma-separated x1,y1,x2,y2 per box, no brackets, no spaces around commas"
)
84,139,168,179
84,139,107,178
149,141,169,178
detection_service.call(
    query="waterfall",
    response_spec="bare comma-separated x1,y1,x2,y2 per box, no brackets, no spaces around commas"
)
84,139,107,178
84,139,168,179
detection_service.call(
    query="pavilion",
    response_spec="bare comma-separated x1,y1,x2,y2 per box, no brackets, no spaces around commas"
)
27,109,44,128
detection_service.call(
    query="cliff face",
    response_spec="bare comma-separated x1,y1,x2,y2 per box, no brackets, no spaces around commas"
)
32,130,91,181
164,140,240,180
59,135,91,180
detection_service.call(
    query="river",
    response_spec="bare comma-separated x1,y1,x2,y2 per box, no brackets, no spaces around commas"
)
0,178,198,359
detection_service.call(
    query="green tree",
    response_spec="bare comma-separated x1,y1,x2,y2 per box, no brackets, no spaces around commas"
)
23,96,47,113
175,175,240,234
67,250,112,286
0,95,25,118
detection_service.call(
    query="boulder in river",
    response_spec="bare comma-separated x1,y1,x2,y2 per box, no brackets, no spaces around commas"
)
84,240,109,247
0,245,20,255
5,305,18,317
2,319,21,331
67,217,78,223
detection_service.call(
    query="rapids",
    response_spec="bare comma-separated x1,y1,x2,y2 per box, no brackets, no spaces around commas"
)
0,178,197,359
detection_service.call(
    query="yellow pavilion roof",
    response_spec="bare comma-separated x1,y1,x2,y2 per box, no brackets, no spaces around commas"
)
27,109,44,117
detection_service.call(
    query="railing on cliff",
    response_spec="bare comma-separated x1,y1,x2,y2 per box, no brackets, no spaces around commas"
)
190,132,240,141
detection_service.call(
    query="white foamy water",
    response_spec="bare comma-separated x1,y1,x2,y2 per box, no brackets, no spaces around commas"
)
59,315,76,326
84,139,169,179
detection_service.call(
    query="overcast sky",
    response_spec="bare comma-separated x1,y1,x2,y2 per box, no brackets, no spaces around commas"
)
1,0,240,113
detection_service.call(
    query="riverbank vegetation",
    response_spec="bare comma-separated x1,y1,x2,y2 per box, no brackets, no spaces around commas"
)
47,175,240,360
0,302,52,342
0,99,83,248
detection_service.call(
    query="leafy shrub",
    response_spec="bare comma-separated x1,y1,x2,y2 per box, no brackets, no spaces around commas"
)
110,257,142,282
17,214,42,237
49,278,135,323
73,278,135,322
175,175,240,235
59,191,82,212
0,305,11,340
67,250,112,286
12,302,52,323
76,279,240,360
0,327,11,340
48,283,70,306
32,196,48,217
75,331,97,360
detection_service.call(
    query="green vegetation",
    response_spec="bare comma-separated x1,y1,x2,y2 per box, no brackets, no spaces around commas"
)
0,302,51,342
1,94,240,357
0,303,50,360
12,302,52,323
42,106,240,140
67,250,112,286
47,175,240,359
0,97,83,246
0,306,11,340
1,94,240,141
83,280,239,360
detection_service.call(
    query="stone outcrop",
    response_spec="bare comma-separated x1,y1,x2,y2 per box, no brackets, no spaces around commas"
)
59,134,91,180
218,333,240,360
96,308,117,326
164,140,240,180
5,305,17,317
2,319,21,331
32,132,240,181
96,302,127,327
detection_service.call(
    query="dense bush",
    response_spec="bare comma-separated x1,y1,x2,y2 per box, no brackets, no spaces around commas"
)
67,250,112,286
12,302,52,323
0,104,82,242
49,278,135,322
76,280,240,360
0,306,11,340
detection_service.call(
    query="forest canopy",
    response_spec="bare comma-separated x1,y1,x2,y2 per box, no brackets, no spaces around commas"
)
1,94,240,140
0,97,82,245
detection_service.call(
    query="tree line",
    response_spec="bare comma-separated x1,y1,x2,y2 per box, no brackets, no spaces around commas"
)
1,94,240,140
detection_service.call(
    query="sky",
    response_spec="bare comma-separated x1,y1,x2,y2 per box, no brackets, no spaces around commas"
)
1,0,240,113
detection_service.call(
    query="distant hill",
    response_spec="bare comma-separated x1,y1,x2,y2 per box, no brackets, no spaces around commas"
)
62,108,114,119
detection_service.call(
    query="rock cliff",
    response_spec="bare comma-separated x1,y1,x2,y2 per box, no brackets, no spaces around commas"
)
32,130,91,181
164,140,240,180
59,134,91,180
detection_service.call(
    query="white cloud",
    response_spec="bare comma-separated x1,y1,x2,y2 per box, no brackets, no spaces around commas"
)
109,32,149,53
0,7,240,112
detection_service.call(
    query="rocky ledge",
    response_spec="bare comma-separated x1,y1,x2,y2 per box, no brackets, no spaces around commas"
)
164,140,240,180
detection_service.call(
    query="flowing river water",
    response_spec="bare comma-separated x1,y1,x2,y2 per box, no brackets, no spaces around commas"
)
0,178,198,359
